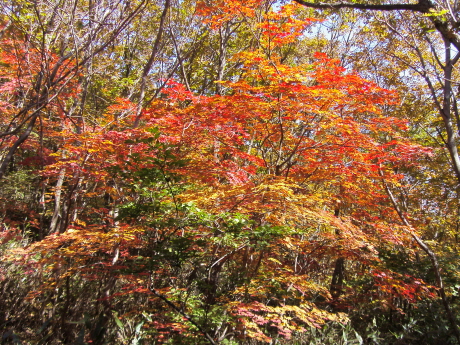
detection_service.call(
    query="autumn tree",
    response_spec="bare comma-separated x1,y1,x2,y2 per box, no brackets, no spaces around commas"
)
290,0,460,342
0,0,450,344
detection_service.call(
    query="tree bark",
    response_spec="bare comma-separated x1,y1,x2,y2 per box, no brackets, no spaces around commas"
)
133,0,171,127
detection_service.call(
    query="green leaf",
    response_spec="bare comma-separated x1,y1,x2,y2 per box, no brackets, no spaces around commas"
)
113,312,124,329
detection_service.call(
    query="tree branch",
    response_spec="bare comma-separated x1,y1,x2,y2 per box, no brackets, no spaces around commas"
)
149,284,218,345
0,114,39,179
379,168,460,344
292,0,434,13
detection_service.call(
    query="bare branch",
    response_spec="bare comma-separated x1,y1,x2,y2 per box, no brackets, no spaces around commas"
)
292,0,434,13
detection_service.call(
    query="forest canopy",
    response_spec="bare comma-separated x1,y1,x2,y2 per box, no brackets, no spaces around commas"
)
1,0,460,344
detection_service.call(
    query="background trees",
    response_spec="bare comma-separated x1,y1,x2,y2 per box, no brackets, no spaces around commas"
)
1,0,459,344
292,1,460,342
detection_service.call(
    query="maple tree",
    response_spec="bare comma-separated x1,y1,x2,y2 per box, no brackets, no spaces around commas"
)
0,0,454,344
288,1,460,342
